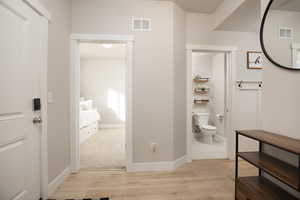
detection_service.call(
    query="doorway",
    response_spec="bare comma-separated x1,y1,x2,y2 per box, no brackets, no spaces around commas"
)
79,42,126,170
190,51,227,159
70,34,134,172
186,45,238,161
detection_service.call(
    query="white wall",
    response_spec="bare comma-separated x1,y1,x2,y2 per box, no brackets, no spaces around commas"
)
39,0,265,177
39,0,71,183
211,53,225,136
172,3,187,160
192,53,213,78
261,0,300,197
72,0,175,162
80,58,126,125
186,13,263,81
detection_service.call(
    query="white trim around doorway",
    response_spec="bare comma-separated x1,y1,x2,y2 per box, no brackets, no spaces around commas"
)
186,44,238,162
70,34,135,173
40,17,49,200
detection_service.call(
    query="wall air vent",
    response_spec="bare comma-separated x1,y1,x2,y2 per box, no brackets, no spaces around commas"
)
279,27,293,39
132,18,151,31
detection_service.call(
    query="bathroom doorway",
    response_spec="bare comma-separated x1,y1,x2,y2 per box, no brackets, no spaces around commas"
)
186,45,238,161
70,34,134,172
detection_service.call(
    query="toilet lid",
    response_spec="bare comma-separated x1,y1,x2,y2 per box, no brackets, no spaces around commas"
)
202,125,216,130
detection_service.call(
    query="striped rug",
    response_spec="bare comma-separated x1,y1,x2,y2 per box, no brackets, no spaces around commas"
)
49,198,109,200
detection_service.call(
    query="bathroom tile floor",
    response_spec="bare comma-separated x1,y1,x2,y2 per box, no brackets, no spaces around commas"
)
50,159,257,200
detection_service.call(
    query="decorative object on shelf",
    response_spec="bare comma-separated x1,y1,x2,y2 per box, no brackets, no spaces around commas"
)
247,51,263,69
193,75,209,83
235,130,300,200
194,86,209,93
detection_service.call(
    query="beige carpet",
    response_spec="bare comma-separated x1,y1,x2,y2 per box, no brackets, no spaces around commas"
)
80,128,126,170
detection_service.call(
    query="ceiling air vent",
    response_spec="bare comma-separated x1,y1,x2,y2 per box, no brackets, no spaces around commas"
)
279,27,293,39
132,18,151,31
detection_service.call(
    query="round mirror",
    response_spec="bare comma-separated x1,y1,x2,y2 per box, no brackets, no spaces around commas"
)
261,0,300,70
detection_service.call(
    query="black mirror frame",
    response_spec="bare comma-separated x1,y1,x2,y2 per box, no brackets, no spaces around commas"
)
260,0,300,70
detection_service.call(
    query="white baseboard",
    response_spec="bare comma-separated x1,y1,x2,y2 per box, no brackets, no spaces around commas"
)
127,161,173,172
127,155,187,172
192,151,227,160
48,166,71,197
100,124,125,129
174,155,188,169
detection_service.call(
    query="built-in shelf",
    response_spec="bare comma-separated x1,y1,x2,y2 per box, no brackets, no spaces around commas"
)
237,176,298,200
236,130,300,200
194,99,209,104
193,79,209,83
194,91,208,95
194,89,209,94
238,152,299,190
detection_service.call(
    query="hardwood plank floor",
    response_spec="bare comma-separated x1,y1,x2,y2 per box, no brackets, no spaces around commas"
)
50,159,257,200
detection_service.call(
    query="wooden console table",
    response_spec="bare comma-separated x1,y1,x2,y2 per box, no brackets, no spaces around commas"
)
235,130,300,200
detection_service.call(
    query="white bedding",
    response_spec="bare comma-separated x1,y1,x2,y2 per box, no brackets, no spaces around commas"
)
80,108,100,129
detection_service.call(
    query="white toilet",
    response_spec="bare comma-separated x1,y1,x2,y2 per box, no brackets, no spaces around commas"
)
193,113,217,144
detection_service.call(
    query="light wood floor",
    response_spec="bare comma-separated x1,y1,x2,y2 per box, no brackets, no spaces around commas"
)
50,159,257,200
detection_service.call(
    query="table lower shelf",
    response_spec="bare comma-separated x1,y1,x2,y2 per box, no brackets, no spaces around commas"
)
238,152,299,190
236,176,299,200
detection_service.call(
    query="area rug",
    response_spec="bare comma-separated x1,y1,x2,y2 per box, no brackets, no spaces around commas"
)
49,198,109,200
66,198,109,200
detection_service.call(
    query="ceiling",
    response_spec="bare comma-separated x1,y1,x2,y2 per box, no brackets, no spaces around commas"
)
271,0,300,12
156,0,224,13
215,0,261,32
79,43,126,59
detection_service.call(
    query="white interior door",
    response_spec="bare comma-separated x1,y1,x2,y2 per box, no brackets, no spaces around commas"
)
0,0,46,199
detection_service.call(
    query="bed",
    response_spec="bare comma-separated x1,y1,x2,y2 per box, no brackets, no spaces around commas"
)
80,99,101,144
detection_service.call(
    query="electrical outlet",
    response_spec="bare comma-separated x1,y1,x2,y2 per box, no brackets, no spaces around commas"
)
47,91,54,103
150,143,157,153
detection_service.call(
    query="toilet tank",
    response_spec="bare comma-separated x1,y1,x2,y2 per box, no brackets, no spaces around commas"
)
194,113,210,126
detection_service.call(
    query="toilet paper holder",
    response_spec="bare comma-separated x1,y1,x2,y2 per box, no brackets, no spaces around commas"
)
216,114,224,121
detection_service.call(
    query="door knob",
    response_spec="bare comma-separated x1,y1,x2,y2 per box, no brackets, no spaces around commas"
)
33,116,42,124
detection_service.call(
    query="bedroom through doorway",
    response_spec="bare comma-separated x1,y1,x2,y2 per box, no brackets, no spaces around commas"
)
79,42,126,170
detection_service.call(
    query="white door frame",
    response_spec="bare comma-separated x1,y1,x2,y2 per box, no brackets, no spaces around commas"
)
186,44,238,162
40,17,50,200
70,34,134,172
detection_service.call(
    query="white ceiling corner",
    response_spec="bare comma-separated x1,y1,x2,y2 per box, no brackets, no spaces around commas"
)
155,0,224,13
